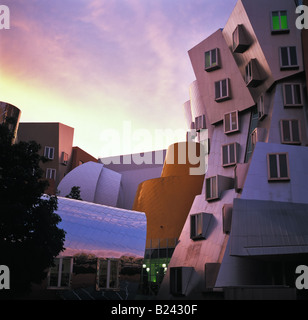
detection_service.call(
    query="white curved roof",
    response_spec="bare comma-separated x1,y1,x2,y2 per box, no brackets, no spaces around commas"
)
54,196,147,258
57,162,121,207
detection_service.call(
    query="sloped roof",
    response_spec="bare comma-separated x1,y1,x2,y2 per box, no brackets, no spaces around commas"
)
230,198,308,256
54,196,147,258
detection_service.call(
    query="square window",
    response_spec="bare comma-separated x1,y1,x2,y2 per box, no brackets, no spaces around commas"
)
271,11,289,33
283,84,303,107
267,153,290,181
280,119,301,144
222,143,239,167
205,48,220,71
280,47,298,69
190,212,212,240
215,79,230,102
224,111,239,134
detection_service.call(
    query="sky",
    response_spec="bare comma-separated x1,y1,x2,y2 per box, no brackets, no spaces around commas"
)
0,0,238,158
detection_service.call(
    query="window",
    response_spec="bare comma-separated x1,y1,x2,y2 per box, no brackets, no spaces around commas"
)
206,176,218,201
251,128,258,152
245,59,263,87
96,259,119,290
48,257,73,289
222,143,239,167
267,153,290,181
215,78,230,102
232,24,250,53
280,47,298,69
280,120,301,144
283,83,303,107
190,212,212,241
222,204,233,234
170,267,193,296
224,111,239,134
44,146,55,160
205,48,220,71
61,152,69,165
271,11,289,33
258,94,266,120
46,168,56,180
195,115,206,132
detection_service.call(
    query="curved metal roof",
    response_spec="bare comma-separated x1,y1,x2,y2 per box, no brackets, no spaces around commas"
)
54,196,147,258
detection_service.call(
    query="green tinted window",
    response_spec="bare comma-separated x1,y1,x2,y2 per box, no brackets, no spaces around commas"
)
280,11,288,29
272,11,280,30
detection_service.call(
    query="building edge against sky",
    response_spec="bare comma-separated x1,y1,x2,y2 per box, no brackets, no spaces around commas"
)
158,0,308,300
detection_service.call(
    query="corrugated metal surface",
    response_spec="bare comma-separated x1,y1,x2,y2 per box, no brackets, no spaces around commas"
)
54,196,147,258
230,198,308,256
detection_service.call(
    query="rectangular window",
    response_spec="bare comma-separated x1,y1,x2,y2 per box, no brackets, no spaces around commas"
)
97,259,119,290
205,48,220,71
271,11,289,33
245,59,263,87
190,213,212,241
170,267,193,296
280,120,301,144
280,47,298,69
232,24,250,53
258,94,266,120
206,176,218,201
222,143,239,167
48,257,73,289
283,84,303,107
215,79,230,102
61,152,69,165
44,146,55,160
267,153,290,181
46,168,56,180
224,111,239,134
195,115,206,132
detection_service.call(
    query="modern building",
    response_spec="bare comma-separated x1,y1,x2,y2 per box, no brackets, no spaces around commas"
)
100,150,167,210
0,101,21,143
28,196,147,300
57,161,121,207
17,122,98,195
158,0,308,300
133,142,206,294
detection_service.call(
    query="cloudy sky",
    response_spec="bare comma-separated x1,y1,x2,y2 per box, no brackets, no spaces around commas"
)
0,0,237,158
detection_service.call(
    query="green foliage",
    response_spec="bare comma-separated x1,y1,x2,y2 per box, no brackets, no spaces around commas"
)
0,120,66,297
65,186,82,200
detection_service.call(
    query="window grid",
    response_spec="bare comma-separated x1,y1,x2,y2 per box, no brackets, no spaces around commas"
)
206,176,218,201
271,11,289,33
44,146,55,160
222,143,238,167
46,168,56,180
205,48,220,71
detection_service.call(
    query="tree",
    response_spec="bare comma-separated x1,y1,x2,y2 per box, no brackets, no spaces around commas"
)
0,119,66,297
65,186,82,200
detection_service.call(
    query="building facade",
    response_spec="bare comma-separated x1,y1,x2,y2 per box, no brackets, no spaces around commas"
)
17,122,98,195
158,0,308,300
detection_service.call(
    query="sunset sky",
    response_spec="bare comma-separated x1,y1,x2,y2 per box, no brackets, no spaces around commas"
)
0,0,237,158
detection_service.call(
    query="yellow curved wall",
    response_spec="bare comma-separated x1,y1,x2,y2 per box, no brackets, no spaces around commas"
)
133,142,205,248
